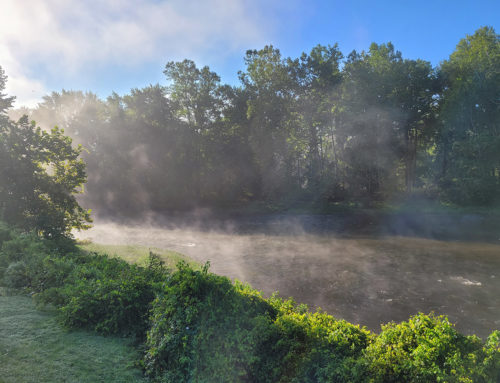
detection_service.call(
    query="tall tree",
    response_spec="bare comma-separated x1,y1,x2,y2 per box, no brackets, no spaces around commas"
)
0,70,91,236
292,44,343,193
437,26,500,205
239,46,299,199
164,60,227,202
340,43,436,200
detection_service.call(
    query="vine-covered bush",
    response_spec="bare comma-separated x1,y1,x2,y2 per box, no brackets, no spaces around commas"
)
140,265,500,382
144,261,275,382
254,305,372,382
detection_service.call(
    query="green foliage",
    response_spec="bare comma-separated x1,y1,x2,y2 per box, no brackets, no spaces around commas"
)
0,65,15,119
144,261,274,382
0,227,168,338
0,231,59,291
340,42,437,199
143,264,499,382
55,253,168,337
437,27,500,205
0,68,91,237
0,221,14,249
363,313,500,382
8,27,498,211
253,295,371,383
4,261,29,288
0,114,91,238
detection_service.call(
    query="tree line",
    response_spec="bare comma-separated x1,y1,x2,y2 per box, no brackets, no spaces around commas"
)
7,26,500,217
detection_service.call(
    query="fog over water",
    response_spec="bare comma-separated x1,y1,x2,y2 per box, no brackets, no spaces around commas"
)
77,213,500,338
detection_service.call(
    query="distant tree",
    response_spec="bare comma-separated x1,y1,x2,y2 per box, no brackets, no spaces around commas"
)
437,26,500,205
340,43,436,200
164,60,228,202
239,46,299,199
0,66,15,120
292,44,344,194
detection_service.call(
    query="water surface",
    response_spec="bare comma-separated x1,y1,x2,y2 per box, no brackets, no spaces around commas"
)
77,213,500,338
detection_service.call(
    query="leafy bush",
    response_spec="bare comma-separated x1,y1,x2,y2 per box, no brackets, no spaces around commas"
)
35,252,169,337
252,295,372,383
0,232,53,289
3,261,29,288
143,264,500,383
0,221,13,247
56,256,166,336
144,261,274,382
143,263,371,383
363,313,500,382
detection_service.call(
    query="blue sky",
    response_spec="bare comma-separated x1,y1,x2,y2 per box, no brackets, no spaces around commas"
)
1,0,498,107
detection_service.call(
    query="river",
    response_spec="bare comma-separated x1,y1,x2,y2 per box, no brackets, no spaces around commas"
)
76,212,500,339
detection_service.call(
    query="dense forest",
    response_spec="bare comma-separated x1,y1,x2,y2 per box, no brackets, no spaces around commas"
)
6,26,499,217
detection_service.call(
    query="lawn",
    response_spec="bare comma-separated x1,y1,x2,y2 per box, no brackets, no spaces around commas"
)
0,291,147,383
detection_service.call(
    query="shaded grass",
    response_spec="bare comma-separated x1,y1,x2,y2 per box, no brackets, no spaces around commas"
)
79,242,199,270
0,292,146,383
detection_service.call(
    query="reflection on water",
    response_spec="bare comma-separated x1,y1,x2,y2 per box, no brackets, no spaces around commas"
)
77,217,500,339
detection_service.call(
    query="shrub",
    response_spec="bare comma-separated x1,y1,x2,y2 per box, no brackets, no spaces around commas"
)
33,252,167,338
0,232,50,288
0,227,168,339
3,261,29,288
0,231,77,292
57,259,164,336
0,221,13,247
252,296,372,383
144,261,275,382
363,313,500,382
143,265,500,383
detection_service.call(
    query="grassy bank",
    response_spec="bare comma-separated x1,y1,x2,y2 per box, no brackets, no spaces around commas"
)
79,242,198,269
0,292,146,383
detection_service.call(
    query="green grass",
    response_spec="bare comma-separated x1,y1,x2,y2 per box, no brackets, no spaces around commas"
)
78,242,199,270
0,291,146,383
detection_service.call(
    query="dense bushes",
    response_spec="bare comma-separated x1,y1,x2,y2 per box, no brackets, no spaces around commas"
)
0,226,168,338
364,314,500,382
1,224,499,382
53,253,168,336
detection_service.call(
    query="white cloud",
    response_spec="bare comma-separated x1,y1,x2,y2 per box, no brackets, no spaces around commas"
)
0,45,47,108
0,0,275,106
